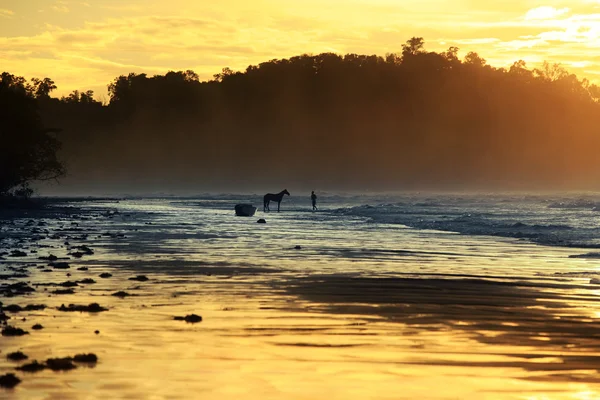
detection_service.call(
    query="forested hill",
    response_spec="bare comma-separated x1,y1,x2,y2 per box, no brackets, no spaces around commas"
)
13,38,600,193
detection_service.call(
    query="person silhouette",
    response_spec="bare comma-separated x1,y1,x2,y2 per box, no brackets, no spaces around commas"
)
311,191,317,211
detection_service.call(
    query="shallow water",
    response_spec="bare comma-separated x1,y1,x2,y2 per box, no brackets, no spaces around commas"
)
2,193,600,399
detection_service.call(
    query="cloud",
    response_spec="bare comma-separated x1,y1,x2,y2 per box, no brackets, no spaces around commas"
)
0,8,14,18
525,6,570,21
51,1,70,13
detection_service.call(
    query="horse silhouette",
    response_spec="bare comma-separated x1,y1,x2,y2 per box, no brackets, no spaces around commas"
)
264,189,290,212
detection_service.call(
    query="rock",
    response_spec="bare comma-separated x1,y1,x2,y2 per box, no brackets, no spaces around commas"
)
31,324,43,330
70,252,85,258
10,250,27,257
128,275,149,282
294,245,302,250
2,326,29,336
59,281,79,287
94,330,99,334
46,357,76,371
52,288,75,295
73,353,97,363
77,267,88,271
78,278,96,284
173,314,202,323
50,262,70,269
23,304,46,311
257,219,266,224
0,373,20,388
591,278,600,284
16,361,45,372
3,305,22,313
235,204,257,217
99,273,112,278
111,291,132,298
7,351,28,361
57,303,107,313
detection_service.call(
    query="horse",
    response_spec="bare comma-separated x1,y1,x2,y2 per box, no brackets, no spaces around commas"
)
263,189,290,212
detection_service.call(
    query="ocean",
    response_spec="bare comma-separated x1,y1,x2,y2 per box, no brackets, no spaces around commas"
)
2,192,600,399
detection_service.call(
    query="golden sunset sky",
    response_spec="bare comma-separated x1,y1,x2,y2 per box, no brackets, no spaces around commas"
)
1,0,599,98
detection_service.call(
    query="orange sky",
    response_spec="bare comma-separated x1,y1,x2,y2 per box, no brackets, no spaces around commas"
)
1,0,599,98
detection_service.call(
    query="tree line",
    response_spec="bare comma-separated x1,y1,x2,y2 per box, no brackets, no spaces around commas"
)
3,37,600,194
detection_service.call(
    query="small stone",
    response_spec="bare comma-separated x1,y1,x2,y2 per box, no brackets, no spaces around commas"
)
1,326,28,336
128,275,149,282
31,324,43,330
73,353,97,363
46,357,76,371
0,373,20,388
174,314,202,323
16,361,46,373
99,273,112,278
257,219,266,223
7,351,28,361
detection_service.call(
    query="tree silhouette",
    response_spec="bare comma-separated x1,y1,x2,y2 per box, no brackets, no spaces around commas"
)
0,73,65,196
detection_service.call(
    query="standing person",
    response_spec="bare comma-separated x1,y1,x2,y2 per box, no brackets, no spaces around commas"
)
311,191,317,211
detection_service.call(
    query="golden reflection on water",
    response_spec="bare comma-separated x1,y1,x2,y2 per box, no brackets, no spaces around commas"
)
2,200,600,399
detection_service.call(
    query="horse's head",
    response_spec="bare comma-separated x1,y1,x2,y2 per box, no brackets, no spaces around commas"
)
284,189,290,196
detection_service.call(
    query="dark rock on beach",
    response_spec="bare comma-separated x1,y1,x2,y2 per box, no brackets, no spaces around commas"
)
16,361,45,372
257,219,266,223
78,278,96,284
52,288,75,295
59,281,79,287
46,357,77,371
99,273,112,278
2,326,29,336
31,323,43,330
50,262,70,269
73,353,98,363
77,266,89,271
0,373,21,388
10,250,27,257
128,275,149,282
174,314,202,323
58,303,107,313
7,351,28,361
111,291,132,298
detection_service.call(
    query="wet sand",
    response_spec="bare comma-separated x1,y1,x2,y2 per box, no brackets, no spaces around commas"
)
2,199,600,399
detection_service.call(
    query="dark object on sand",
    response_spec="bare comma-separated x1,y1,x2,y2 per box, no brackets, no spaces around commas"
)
235,204,257,217
0,373,21,388
32,323,43,330
3,304,22,313
257,219,266,224
7,351,28,361
78,278,96,284
57,303,107,313
174,314,202,323
128,275,149,282
39,254,58,261
16,361,45,372
50,262,70,269
23,304,46,311
46,357,76,371
94,330,99,334
10,250,27,257
73,353,98,363
77,267,88,271
111,291,132,298
99,273,112,278
52,288,75,295
59,281,79,287
294,245,302,250
2,326,28,336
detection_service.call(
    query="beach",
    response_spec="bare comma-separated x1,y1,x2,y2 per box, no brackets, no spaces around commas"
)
2,194,600,399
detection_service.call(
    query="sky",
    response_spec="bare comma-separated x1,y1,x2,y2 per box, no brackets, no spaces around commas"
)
1,0,600,99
